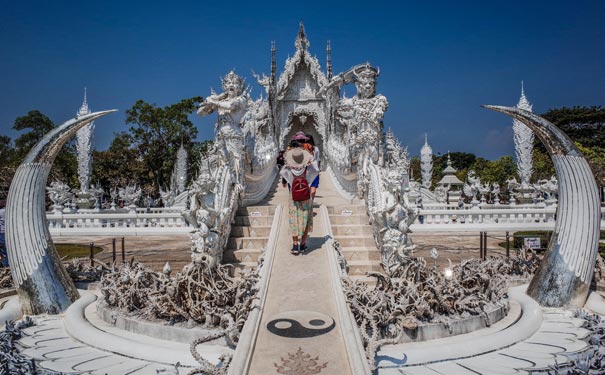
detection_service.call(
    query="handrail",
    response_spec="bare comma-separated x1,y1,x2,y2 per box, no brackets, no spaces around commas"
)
227,205,282,375
321,205,372,374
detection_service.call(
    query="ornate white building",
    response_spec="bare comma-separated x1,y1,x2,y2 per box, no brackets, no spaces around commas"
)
75,88,94,193
513,81,534,187
420,134,433,189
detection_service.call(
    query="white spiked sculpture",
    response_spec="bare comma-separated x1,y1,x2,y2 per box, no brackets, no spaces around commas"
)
485,105,600,308
420,134,433,189
76,88,94,193
513,82,534,187
6,110,116,314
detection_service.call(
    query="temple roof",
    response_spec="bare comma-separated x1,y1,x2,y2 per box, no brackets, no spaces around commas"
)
437,174,464,186
438,154,463,186
276,22,328,99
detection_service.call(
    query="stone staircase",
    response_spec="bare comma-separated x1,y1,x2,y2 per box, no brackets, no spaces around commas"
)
223,205,275,276
327,204,383,283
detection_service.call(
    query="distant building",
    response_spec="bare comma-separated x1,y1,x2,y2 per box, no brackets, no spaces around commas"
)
436,153,464,202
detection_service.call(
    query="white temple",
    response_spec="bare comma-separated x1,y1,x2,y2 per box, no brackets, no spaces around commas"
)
75,88,94,193
513,81,534,187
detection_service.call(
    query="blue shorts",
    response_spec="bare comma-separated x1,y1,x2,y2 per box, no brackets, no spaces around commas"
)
311,175,319,188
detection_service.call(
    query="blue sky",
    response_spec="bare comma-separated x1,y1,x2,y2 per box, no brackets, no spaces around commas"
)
1,0,603,160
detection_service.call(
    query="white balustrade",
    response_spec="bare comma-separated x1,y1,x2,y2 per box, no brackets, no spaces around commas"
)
413,206,605,232
46,209,190,236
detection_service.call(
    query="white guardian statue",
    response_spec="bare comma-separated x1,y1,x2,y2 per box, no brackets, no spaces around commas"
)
197,71,248,186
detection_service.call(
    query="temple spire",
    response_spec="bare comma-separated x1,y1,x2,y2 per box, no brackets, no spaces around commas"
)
517,80,532,111
77,87,90,117
326,40,332,80
295,21,310,51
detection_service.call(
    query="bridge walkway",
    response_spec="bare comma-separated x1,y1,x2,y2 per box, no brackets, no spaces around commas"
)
246,171,362,375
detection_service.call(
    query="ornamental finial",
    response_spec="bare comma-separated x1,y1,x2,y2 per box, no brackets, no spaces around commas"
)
516,80,532,112
77,87,90,117
295,21,310,50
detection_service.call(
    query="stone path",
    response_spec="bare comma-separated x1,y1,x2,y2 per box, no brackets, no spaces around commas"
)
246,173,355,374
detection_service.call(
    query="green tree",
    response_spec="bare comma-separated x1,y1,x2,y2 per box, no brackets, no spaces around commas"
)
0,135,17,198
576,143,605,188
535,106,605,188
13,110,55,154
478,156,517,185
124,97,203,194
532,148,555,181
91,132,146,191
11,110,77,186
541,106,605,149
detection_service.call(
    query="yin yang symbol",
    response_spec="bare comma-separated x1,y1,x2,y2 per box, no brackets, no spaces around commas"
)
266,310,336,338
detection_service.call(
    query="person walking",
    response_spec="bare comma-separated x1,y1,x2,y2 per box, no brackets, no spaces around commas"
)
280,147,319,255
305,134,321,200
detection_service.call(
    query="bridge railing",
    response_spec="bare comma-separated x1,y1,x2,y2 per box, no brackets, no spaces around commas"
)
411,206,605,232
46,211,189,230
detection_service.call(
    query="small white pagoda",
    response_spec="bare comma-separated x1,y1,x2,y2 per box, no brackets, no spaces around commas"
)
436,153,464,202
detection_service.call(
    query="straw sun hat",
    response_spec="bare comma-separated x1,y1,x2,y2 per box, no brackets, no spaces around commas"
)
284,147,313,168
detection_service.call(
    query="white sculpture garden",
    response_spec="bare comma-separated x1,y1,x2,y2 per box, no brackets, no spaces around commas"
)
2,23,605,375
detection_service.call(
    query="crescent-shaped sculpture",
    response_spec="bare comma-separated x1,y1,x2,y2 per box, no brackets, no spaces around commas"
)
483,105,600,308
6,110,116,315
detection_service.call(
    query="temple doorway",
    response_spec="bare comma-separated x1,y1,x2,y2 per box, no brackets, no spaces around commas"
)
283,113,324,169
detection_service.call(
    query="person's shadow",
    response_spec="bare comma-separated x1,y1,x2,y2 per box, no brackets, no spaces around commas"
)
301,234,331,255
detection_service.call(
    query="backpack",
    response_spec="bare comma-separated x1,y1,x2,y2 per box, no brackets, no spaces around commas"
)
291,170,310,202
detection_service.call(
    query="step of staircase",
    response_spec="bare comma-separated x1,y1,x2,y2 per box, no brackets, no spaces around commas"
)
236,206,277,216
333,235,376,248
234,215,273,226
326,205,367,215
223,248,263,263
340,248,381,261
331,224,373,236
347,260,383,275
327,203,385,286
329,214,370,225
224,205,274,277
230,226,271,237
226,237,269,250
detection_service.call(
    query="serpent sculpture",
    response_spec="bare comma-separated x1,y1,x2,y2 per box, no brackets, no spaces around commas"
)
484,105,600,308
5,110,116,314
